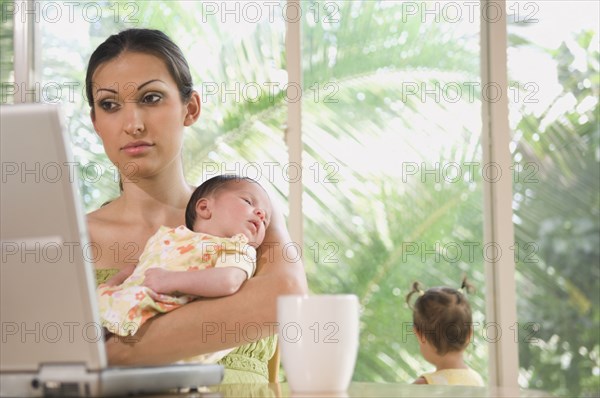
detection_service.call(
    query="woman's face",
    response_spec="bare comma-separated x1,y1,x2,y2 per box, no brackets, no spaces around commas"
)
90,51,198,182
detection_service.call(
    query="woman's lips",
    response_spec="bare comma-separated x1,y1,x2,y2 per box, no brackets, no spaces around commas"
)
121,141,154,155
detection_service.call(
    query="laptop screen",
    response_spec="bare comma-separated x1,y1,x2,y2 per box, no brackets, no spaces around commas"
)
1,104,106,371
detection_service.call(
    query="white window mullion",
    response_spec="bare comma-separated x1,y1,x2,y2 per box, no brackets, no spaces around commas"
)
480,0,519,388
285,0,303,249
12,0,39,104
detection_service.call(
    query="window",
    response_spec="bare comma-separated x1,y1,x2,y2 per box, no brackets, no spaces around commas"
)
506,1,600,395
1,3,14,104
301,1,487,381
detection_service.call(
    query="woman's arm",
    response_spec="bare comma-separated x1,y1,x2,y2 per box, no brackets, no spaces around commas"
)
106,210,308,365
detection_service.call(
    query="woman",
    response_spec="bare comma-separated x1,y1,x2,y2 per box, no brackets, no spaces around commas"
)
85,28,307,383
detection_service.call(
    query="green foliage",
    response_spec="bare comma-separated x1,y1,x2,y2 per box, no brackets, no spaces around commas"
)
299,0,488,383
0,0,14,103
511,30,600,397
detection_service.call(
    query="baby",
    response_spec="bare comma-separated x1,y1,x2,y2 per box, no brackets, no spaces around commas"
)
406,277,484,386
97,174,271,363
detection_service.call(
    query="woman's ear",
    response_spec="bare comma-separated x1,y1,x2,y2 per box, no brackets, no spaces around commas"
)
183,91,201,126
90,109,99,133
195,198,211,219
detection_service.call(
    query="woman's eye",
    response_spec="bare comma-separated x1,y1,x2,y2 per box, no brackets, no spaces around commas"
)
98,100,118,111
142,93,162,104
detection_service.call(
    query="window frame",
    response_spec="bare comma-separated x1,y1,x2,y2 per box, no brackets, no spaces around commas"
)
479,0,519,387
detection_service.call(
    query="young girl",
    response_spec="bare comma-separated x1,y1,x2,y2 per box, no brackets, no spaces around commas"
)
406,277,484,386
97,175,271,363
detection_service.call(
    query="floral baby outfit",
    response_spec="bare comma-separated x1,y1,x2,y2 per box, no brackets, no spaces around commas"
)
97,225,255,363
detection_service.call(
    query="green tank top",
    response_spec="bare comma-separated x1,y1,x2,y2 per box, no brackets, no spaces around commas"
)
95,269,276,383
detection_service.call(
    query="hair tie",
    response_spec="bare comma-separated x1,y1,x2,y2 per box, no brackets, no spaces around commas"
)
406,281,426,309
460,275,474,294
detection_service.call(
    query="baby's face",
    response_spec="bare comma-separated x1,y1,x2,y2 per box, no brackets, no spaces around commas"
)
201,180,272,247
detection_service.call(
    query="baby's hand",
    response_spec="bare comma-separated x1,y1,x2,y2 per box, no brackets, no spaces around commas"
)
142,268,173,294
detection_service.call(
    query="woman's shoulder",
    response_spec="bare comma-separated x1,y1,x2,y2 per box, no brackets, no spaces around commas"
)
87,200,132,238
87,199,120,225
86,200,144,268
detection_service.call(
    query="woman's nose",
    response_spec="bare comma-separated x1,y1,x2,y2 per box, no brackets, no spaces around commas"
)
122,105,144,136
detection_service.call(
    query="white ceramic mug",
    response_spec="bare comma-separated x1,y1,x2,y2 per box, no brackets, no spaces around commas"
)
277,294,360,393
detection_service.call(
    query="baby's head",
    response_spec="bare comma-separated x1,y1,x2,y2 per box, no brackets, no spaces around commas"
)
406,277,475,357
185,175,272,247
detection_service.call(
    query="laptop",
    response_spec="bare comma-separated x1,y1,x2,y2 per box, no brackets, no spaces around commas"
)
0,104,224,397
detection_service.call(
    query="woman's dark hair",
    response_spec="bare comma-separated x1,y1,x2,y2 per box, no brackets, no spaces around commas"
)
85,28,194,110
406,276,475,355
185,175,260,230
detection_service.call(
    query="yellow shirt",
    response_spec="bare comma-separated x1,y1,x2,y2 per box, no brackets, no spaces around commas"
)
423,368,485,386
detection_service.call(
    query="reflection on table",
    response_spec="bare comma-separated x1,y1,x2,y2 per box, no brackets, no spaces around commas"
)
171,382,555,397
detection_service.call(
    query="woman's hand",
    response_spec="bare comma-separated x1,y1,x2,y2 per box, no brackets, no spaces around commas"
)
257,196,298,270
